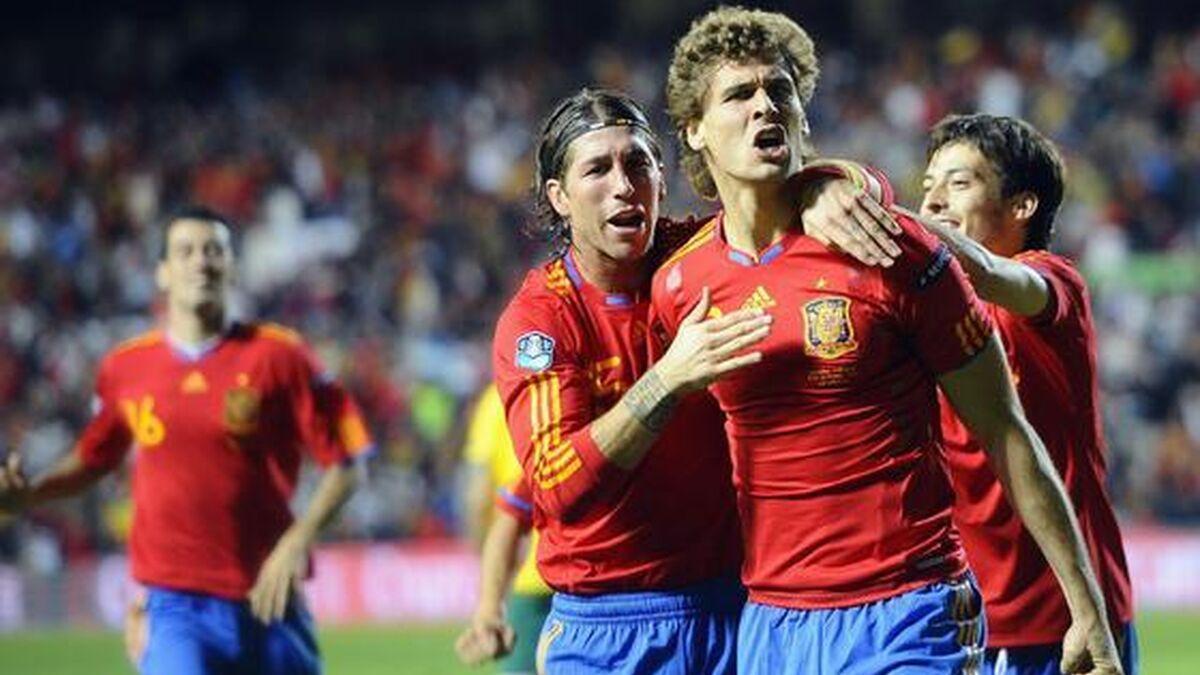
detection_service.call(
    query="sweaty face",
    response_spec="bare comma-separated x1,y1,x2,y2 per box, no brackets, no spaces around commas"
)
547,126,663,266
921,142,1021,256
688,60,811,189
156,219,234,314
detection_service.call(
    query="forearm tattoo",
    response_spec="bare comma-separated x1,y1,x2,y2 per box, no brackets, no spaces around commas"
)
622,369,678,432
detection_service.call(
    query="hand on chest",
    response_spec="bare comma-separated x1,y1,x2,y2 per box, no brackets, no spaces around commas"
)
704,273,891,388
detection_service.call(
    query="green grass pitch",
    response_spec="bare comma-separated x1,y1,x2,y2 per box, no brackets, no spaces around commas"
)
0,611,1194,673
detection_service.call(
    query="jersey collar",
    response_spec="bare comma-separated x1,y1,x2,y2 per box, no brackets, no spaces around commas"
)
716,211,801,267
165,322,233,363
564,250,640,308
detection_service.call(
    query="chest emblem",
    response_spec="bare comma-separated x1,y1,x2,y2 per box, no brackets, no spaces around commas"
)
180,370,208,394
224,374,261,436
803,296,858,360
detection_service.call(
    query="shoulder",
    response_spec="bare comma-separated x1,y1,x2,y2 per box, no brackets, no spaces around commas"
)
240,321,312,359
1014,249,1085,290
1013,249,1088,325
494,262,582,367
659,217,719,271
652,219,719,300
250,321,306,347
648,214,716,269
107,329,164,359
237,322,328,377
497,263,574,331
796,158,898,208
102,329,164,372
881,210,959,292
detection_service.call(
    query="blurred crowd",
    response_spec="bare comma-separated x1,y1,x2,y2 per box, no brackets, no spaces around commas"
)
1,2,1198,572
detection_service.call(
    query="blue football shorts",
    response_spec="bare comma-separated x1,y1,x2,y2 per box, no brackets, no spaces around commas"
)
535,576,744,674
138,586,320,675
738,574,986,674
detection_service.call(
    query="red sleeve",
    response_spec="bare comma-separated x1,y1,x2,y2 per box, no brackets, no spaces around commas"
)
492,295,629,523
1014,250,1082,328
287,342,374,467
885,211,995,374
495,476,534,529
793,159,897,208
76,356,134,472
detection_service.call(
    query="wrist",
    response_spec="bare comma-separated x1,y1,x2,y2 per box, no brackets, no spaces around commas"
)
474,603,504,623
285,522,318,549
624,368,679,432
649,364,683,395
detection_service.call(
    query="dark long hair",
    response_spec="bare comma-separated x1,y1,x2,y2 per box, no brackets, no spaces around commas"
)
528,88,662,257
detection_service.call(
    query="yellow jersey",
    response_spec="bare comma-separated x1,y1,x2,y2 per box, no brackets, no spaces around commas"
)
463,385,551,596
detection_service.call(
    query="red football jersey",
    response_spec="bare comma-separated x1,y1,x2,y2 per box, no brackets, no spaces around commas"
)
492,251,742,594
77,322,373,600
649,211,993,609
940,250,1134,646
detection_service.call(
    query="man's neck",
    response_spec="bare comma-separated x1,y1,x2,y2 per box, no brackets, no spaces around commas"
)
166,305,227,346
717,177,797,255
570,247,646,295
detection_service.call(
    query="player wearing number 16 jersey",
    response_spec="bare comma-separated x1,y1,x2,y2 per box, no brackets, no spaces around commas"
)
0,206,372,675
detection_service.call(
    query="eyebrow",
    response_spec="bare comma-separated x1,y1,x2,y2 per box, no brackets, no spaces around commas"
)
719,72,794,97
924,167,979,181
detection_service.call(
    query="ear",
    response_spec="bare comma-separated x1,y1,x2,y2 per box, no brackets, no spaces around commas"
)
155,260,170,293
546,179,571,218
686,119,707,152
1010,191,1039,225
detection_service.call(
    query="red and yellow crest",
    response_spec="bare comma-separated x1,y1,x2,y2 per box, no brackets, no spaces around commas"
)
802,297,858,360
223,375,261,436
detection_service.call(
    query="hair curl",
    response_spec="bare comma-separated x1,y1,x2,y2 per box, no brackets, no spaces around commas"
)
666,6,819,200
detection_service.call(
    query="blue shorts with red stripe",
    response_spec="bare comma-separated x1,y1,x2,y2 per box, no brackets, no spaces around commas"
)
535,576,744,674
738,574,986,674
984,622,1138,675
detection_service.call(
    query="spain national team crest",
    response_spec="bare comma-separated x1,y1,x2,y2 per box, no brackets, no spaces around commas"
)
516,331,555,372
802,297,858,360
224,379,261,436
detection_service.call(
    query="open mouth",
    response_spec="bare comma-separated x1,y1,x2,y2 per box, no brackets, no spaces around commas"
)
607,210,646,230
753,126,787,151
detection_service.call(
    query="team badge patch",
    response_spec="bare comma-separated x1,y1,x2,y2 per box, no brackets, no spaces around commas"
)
516,331,555,372
224,375,261,436
803,297,858,360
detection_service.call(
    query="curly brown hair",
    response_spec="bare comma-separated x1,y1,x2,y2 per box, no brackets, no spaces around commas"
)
666,6,820,200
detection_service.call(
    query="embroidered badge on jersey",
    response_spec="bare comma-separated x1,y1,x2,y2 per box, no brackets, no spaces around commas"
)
223,374,261,436
803,297,858,360
516,331,556,372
